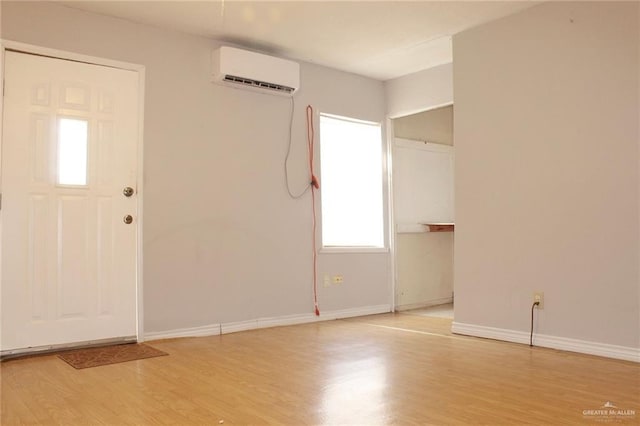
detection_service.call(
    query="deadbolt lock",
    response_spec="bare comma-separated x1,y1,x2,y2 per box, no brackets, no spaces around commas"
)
123,215,133,224
123,187,135,197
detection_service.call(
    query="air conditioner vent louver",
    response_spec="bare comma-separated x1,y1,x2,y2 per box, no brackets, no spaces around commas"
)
212,46,300,97
223,75,296,94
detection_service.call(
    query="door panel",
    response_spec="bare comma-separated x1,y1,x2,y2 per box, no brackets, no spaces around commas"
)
1,51,140,352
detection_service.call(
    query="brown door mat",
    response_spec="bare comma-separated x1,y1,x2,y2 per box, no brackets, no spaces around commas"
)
58,343,168,369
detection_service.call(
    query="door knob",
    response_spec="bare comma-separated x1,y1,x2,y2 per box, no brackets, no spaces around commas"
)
123,187,134,197
123,215,133,224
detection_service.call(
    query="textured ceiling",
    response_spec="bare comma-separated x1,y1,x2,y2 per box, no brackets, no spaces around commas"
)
59,1,537,81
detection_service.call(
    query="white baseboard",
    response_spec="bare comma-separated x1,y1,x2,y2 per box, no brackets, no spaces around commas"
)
452,322,640,363
146,304,392,341
221,313,314,334
395,297,453,312
324,304,392,320
144,323,221,341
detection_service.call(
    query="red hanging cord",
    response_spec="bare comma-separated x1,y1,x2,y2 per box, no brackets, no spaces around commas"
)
306,105,320,316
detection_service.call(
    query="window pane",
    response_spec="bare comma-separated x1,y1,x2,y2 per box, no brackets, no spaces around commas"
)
57,118,88,186
320,115,384,247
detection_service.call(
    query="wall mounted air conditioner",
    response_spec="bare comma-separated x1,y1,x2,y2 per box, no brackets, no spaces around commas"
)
212,46,300,96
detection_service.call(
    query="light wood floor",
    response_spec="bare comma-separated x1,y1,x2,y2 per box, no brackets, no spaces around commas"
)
2,313,639,425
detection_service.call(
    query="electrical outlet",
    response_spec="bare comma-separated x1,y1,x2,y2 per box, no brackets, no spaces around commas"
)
332,275,343,285
323,274,330,288
533,291,544,309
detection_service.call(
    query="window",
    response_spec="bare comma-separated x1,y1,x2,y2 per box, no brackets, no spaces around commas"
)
57,117,89,186
319,114,384,248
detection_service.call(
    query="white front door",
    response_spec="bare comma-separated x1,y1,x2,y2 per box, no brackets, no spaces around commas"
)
1,51,140,353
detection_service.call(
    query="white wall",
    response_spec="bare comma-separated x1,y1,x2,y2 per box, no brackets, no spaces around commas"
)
1,1,390,333
385,63,453,119
453,1,639,351
395,233,453,309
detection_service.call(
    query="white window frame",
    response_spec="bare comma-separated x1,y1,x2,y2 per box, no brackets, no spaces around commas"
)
318,112,389,253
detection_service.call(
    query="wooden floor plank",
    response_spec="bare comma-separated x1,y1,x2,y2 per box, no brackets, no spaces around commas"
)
2,314,638,425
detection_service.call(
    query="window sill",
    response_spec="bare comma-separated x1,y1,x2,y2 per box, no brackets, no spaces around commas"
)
319,247,389,254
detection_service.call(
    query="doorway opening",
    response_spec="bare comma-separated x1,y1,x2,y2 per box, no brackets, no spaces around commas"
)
390,105,454,321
